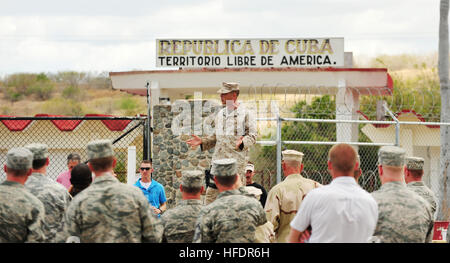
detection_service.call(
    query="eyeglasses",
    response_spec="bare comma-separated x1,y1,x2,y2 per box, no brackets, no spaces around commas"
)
140,167,151,171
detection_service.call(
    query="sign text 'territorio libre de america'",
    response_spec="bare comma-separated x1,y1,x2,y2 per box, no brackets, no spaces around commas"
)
156,38,344,68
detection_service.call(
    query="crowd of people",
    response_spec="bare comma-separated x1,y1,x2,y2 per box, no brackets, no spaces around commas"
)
0,81,446,243
0,139,443,243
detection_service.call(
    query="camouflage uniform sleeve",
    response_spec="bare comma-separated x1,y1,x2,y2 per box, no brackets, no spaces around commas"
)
241,108,257,151
431,196,438,220
425,222,434,243
54,191,72,242
447,224,450,243
420,196,435,243
201,135,217,151
425,208,434,243
256,202,268,227
139,194,163,243
264,189,280,234
193,209,214,243
25,201,46,243
62,201,81,242
200,108,217,151
160,212,169,243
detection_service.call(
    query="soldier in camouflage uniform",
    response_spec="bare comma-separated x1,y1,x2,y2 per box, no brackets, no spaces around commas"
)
404,156,438,219
0,147,46,242
161,170,204,243
23,143,71,243
371,146,434,243
186,82,257,205
193,158,267,243
63,139,163,243
265,149,321,243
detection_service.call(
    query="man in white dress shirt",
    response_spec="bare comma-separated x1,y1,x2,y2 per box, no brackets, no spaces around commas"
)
288,143,378,243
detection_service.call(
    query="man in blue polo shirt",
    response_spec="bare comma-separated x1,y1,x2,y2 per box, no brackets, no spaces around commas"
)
134,160,167,217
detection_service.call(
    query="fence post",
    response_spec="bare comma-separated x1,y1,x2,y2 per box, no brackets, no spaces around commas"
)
127,146,137,185
276,113,282,184
395,122,400,147
146,81,153,160
383,103,400,146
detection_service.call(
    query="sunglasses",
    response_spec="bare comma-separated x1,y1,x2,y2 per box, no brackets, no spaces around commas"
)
140,167,151,171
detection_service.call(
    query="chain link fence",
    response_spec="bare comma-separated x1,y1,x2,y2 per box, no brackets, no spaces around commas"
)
240,93,447,203
250,118,384,193
0,116,146,183
1,94,447,218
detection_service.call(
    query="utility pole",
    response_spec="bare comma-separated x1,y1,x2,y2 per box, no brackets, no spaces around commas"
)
438,0,450,221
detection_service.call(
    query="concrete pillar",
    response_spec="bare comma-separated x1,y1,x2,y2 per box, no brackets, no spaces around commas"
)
336,79,360,150
150,81,161,108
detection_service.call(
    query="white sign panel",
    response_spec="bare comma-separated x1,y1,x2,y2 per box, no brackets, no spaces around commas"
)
156,38,344,68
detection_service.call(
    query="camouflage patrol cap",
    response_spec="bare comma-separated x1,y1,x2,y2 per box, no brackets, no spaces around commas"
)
6,147,33,170
211,158,237,176
25,143,48,160
86,139,114,160
181,170,203,188
282,149,304,163
378,146,406,167
217,82,240,94
406,156,425,170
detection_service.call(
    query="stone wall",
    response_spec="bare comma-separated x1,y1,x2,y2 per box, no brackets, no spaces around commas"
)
151,100,221,208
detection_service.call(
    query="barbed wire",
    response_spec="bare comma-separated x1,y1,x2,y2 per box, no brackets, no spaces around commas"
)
236,84,441,121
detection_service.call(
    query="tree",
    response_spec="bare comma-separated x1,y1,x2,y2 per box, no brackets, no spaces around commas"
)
258,95,380,190
438,0,450,221
53,71,86,88
27,73,55,100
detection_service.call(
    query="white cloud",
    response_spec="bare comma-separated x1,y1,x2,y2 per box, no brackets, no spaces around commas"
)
0,0,442,74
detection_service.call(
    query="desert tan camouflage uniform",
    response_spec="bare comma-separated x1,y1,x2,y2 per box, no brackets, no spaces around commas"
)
241,186,275,243
265,150,321,243
24,143,71,243
201,82,257,205
0,147,46,243
63,139,163,243
193,159,266,243
371,146,434,243
161,170,203,243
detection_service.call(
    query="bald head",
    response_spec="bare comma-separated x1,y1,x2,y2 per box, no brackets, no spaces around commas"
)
328,144,357,175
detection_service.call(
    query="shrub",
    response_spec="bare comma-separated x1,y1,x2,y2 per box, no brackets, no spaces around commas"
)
41,98,85,116
5,73,37,95
3,86,23,102
27,82,54,100
62,85,82,99
117,96,144,115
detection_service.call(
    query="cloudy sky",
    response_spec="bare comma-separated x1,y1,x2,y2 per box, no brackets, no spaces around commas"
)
0,0,441,75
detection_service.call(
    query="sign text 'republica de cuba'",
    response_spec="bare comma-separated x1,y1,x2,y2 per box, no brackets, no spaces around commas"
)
156,38,344,68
